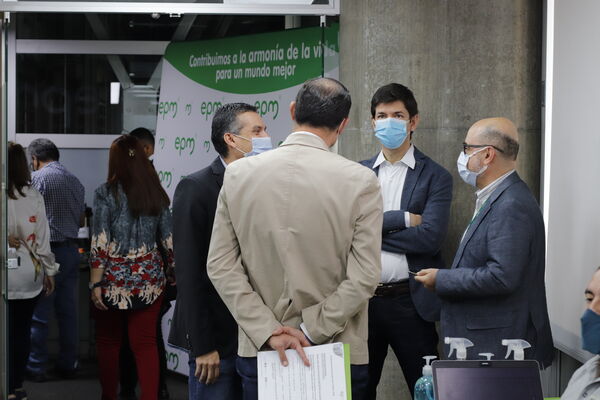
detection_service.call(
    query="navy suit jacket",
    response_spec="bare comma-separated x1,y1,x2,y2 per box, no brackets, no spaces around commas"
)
360,147,453,322
436,172,554,367
168,157,238,359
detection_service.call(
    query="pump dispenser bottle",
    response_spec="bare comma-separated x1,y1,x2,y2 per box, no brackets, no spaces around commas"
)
414,356,437,400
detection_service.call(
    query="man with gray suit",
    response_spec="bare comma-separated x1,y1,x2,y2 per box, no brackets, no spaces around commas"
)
207,78,383,400
416,117,554,367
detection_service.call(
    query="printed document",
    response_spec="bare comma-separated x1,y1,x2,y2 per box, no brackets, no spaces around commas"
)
257,342,351,400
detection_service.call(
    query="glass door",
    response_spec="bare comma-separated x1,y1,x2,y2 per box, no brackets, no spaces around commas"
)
0,12,8,400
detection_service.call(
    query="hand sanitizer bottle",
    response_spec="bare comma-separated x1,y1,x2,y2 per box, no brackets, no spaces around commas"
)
502,339,531,360
444,337,474,360
414,356,437,400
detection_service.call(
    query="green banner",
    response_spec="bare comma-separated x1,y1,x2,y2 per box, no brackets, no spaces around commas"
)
164,24,339,94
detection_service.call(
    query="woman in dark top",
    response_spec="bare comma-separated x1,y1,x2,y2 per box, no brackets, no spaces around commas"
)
90,134,174,400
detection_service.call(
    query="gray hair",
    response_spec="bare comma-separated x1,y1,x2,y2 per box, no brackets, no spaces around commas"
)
479,127,519,161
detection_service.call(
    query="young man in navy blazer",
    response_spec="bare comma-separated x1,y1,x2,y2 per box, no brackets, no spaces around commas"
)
360,83,453,398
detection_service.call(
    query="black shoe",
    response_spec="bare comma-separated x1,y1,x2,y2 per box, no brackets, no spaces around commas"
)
25,369,47,383
158,387,170,400
118,393,137,400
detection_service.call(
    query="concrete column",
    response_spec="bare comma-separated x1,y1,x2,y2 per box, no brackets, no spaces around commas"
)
339,1,542,398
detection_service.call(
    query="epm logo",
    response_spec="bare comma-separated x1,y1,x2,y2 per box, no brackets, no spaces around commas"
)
174,136,196,156
254,100,279,120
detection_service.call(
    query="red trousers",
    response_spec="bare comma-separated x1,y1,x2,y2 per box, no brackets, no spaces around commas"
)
93,296,163,400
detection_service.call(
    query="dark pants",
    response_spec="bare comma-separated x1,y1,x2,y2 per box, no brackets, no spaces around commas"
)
8,295,39,394
366,293,439,399
94,296,163,400
119,297,170,395
188,355,241,400
236,356,369,400
28,245,80,373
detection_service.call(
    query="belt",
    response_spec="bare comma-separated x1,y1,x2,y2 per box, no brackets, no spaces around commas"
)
374,280,410,298
50,239,78,248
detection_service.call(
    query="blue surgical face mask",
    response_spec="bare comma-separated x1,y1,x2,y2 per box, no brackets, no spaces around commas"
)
233,135,273,157
581,308,600,354
374,118,408,150
456,147,488,187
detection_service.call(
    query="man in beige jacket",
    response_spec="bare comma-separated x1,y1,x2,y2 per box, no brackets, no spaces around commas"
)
207,77,383,400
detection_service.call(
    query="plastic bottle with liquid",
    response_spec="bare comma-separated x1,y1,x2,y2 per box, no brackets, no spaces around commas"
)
414,356,437,400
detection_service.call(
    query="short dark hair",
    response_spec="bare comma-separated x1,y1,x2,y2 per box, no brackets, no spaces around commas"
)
211,103,258,157
28,138,59,162
129,127,155,147
480,127,520,160
370,83,419,119
7,142,31,200
294,77,351,130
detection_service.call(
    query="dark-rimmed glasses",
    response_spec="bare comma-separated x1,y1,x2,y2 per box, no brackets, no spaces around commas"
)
462,143,505,154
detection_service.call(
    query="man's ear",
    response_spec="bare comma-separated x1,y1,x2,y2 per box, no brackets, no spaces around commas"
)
409,114,420,133
337,117,350,136
289,101,297,122
223,132,235,146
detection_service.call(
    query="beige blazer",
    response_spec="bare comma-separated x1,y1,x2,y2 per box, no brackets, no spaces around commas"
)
207,132,382,364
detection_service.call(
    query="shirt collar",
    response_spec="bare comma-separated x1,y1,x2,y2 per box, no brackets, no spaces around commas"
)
373,145,416,170
292,131,321,139
219,156,228,168
476,169,516,202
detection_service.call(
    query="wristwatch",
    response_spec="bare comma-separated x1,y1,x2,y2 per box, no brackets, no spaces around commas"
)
88,281,103,290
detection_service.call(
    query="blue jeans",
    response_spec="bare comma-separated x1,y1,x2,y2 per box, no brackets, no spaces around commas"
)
236,357,369,400
188,354,241,400
28,245,79,373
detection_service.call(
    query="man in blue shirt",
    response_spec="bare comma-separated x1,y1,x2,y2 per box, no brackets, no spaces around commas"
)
26,138,85,381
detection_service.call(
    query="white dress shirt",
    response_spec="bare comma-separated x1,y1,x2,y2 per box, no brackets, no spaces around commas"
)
374,146,415,283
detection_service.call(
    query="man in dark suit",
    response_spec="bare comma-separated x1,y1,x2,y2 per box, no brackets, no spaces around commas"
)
168,103,270,400
416,117,554,368
360,83,453,398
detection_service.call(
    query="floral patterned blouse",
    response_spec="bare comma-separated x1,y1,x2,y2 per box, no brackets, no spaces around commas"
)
90,183,174,310
8,186,59,300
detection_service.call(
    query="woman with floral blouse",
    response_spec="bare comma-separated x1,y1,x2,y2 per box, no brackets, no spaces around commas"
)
90,134,174,400
7,142,58,400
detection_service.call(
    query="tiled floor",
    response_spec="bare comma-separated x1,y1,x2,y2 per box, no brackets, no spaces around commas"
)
23,359,189,400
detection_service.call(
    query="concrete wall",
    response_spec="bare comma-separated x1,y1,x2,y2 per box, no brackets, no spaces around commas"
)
338,1,543,398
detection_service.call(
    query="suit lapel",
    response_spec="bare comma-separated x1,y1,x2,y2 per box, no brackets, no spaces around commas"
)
451,172,521,269
401,149,425,209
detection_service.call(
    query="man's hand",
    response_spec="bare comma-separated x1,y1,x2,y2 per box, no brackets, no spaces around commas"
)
271,326,311,347
267,333,311,367
43,275,55,295
409,213,422,227
415,268,439,291
195,350,220,385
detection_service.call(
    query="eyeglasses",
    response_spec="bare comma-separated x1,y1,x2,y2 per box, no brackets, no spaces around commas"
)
462,142,505,154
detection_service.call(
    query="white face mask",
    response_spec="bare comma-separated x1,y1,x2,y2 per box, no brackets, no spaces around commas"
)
232,135,273,157
456,147,488,186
